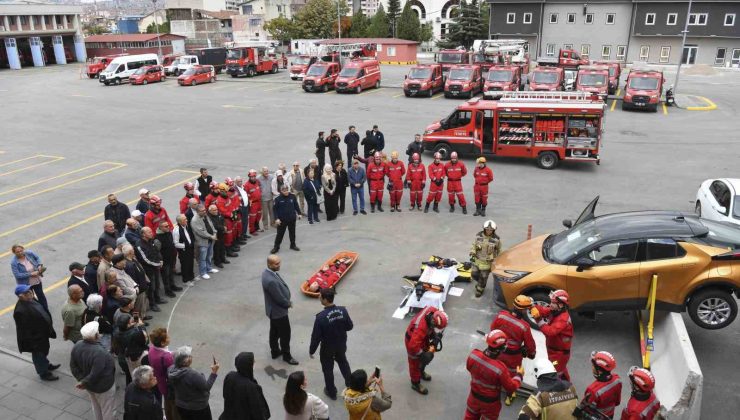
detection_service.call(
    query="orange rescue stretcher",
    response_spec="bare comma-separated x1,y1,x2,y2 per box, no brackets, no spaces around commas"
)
300,251,359,297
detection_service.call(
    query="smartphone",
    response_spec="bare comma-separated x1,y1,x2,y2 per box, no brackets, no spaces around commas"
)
373,366,380,378
212,355,217,364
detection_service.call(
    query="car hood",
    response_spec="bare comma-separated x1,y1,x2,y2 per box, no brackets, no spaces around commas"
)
290,65,306,72
627,89,658,95
495,234,550,274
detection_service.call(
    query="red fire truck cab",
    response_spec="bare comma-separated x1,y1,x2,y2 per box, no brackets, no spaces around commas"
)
404,64,444,97
435,48,470,73
622,70,665,112
289,55,319,80
335,59,381,93
422,91,605,169
226,47,279,77
483,65,523,99
444,65,483,99
576,65,609,100
471,52,504,73
86,54,127,78
592,60,621,94
529,66,564,91
302,62,341,92
538,49,589,68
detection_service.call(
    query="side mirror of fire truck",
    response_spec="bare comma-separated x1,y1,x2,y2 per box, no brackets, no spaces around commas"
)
562,219,573,229
440,118,448,129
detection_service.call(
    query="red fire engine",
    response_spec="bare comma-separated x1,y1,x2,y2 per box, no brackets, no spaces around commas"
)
576,65,610,100
225,46,280,77
422,91,605,169
86,54,128,78
435,48,470,73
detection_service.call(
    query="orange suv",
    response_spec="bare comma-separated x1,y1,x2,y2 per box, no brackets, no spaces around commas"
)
492,197,740,329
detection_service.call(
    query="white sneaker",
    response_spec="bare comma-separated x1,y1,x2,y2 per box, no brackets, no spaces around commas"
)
202,274,211,279
210,268,219,273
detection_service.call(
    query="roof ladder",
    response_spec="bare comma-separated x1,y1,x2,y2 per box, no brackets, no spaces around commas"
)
499,91,593,102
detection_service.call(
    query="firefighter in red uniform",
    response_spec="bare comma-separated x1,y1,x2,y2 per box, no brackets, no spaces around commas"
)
204,181,220,208
367,152,387,213
620,367,659,420
424,152,445,213
574,351,622,419
444,151,468,214
465,329,523,420
530,289,574,381
490,295,536,406
405,153,426,211
226,179,246,247
404,306,448,395
179,182,200,214
144,195,173,232
385,151,406,213
472,157,494,217
245,169,262,235
216,183,238,254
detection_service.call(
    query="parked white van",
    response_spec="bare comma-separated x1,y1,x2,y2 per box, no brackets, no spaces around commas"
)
99,54,160,85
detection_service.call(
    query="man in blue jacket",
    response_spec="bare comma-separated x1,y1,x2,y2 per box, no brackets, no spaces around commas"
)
262,255,298,365
348,159,367,215
309,288,353,400
271,185,302,254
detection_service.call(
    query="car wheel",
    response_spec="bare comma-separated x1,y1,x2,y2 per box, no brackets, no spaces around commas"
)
621,102,629,111
428,89,433,98
695,201,702,217
211,77,216,83
231,74,238,78
688,288,738,330
88,74,95,79
142,80,148,85
323,84,328,93
537,151,559,170
191,80,197,86
356,85,362,94
375,80,381,89
525,290,552,329
272,65,278,74
104,81,110,86
432,143,452,160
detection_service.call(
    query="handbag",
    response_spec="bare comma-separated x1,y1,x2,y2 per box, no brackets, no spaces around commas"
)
312,181,324,205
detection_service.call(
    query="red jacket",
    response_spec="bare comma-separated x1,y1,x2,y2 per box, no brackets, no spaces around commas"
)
444,160,467,181
620,393,660,420
405,306,437,356
490,310,536,356
427,162,445,182
583,375,622,418
246,181,261,204
537,306,573,352
204,192,219,209
405,163,426,183
385,160,406,182
179,194,200,215
473,166,494,185
216,195,235,220
144,208,174,232
466,349,522,399
367,162,386,181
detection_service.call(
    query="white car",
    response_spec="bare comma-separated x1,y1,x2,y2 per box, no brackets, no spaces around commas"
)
695,178,740,226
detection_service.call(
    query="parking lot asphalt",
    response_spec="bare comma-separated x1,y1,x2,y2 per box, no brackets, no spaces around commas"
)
0,63,739,419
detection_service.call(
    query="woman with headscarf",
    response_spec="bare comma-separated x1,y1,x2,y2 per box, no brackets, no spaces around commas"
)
321,164,339,221
284,371,328,420
219,352,271,420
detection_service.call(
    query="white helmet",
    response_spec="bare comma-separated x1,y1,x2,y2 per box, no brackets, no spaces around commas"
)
483,220,496,230
533,359,556,378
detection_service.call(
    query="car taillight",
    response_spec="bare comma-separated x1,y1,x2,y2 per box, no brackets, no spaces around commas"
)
712,251,740,260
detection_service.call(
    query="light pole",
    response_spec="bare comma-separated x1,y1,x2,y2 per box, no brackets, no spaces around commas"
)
337,0,342,63
152,0,163,61
673,0,692,94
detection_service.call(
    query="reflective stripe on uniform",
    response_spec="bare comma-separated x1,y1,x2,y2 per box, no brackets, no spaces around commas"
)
469,353,502,375
471,378,499,391
499,312,527,332
594,379,622,398
641,398,660,417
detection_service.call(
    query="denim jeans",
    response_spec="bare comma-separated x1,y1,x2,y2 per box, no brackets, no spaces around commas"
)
197,243,213,276
351,186,365,211
307,201,320,222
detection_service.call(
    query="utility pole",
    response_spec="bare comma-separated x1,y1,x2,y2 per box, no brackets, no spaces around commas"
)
337,0,341,62
152,0,163,61
673,0,692,94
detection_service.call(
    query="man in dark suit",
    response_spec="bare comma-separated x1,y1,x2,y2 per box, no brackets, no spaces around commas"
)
84,250,101,295
270,185,302,254
261,255,298,365
13,284,60,381
309,288,354,400
67,262,93,301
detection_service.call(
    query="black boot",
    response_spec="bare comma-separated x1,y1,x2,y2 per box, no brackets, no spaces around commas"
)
473,203,481,216
396,205,401,212
390,204,395,212
433,203,439,213
409,204,415,211
449,204,455,213
377,202,384,212
462,206,467,215
371,203,375,213
424,203,430,213
417,203,423,211
481,205,486,217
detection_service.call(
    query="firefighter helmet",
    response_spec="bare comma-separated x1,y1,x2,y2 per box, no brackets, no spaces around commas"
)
209,181,219,190
591,351,617,372
149,195,162,205
450,151,458,160
533,359,557,378
224,177,234,186
412,153,421,162
391,151,399,159
513,295,534,310
477,157,487,164
483,220,496,230
434,152,441,160
628,367,655,392
431,311,448,330
485,329,508,350
248,169,257,177
183,182,194,191
550,289,570,306
373,152,381,159
218,183,228,192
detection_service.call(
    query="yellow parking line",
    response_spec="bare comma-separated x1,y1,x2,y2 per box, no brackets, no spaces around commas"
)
0,154,47,168
359,88,382,96
0,161,117,197
0,155,64,177
0,162,126,207
431,93,444,100
610,99,617,112
0,169,198,242
222,105,253,110
686,96,717,111
662,103,668,115
392,93,404,98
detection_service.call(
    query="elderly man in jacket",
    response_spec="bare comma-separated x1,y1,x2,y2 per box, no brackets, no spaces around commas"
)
104,193,131,236
258,167,275,230
71,321,117,420
270,185,302,254
124,365,163,420
285,162,306,216
347,159,367,215
13,284,60,381
262,255,298,365
191,204,218,280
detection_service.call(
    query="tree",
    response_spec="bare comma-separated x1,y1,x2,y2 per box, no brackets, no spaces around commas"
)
419,23,434,43
83,23,110,35
436,0,488,49
264,15,295,44
366,4,389,38
348,9,369,38
396,1,420,41
387,0,401,37
145,21,170,34
293,0,349,39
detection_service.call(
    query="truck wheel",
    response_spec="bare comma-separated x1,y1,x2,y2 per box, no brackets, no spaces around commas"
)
432,143,452,160
355,85,362,94
536,151,559,169
88,74,95,79
104,81,110,86
248,67,256,77
688,288,738,330
695,201,702,217
651,103,659,113
114,78,121,85
271,65,278,74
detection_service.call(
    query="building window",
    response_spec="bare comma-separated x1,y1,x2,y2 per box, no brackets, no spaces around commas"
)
585,13,594,24
715,48,726,65
523,13,532,24
44,16,51,25
667,13,677,25
567,13,576,24
546,44,555,56
639,45,650,61
581,44,590,58
249,18,261,26
242,5,253,14
564,44,573,50
507,13,516,24
20,16,28,25
55,15,62,25
616,45,626,60
549,13,558,24
441,23,449,38
688,13,708,25
725,14,736,26
387,46,396,56
8,16,16,26
32,16,40,26
645,13,656,25
660,46,670,63
602,45,611,59
605,13,615,25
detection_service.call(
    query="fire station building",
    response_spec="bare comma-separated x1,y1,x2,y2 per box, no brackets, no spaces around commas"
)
84,34,187,58
0,0,85,69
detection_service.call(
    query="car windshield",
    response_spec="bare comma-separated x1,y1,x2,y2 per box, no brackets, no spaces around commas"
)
306,66,326,76
103,62,118,73
339,67,359,77
629,77,659,90
533,71,558,84
409,68,432,79
547,220,602,263
293,57,311,65
93,57,104,64
438,52,464,63
488,70,512,82
133,68,147,75
691,219,740,249
471,53,485,63
449,69,472,80
182,68,197,76
579,74,607,86
226,49,242,60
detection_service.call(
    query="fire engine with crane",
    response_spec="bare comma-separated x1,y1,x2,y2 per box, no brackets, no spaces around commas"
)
435,47,470,73
422,91,606,169
225,45,280,77
472,39,531,74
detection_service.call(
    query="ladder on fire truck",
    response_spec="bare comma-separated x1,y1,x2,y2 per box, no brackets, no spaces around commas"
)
321,43,376,54
499,91,595,102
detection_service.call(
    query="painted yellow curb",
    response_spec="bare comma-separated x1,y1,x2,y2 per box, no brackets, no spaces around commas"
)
686,96,717,111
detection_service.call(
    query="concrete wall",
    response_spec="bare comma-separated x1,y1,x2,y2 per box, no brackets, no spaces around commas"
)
377,43,417,63
165,0,227,11
628,36,740,66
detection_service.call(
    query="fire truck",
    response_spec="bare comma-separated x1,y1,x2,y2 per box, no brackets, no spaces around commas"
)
225,46,280,77
576,65,610,100
422,91,605,169
403,63,445,97
537,49,589,68
86,54,127,78
592,60,622,94
444,64,484,99
529,66,565,91
483,65,523,99
622,69,665,112
289,55,320,80
473,39,531,74
435,48,470,73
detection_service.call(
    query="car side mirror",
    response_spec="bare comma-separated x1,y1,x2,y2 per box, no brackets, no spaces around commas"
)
440,118,448,129
575,257,595,272
717,206,727,214
562,219,573,229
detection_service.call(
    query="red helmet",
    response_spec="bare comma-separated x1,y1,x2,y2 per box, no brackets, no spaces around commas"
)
373,152,381,159
183,182,194,191
628,367,655,392
224,177,234,187
591,351,617,372
450,151,458,160
431,310,448,330
149,195,162,205
434,152,441,160
412,153,420,162
248,169,257,177
550,289,570,306
209,181,219,190
486,329,508,350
